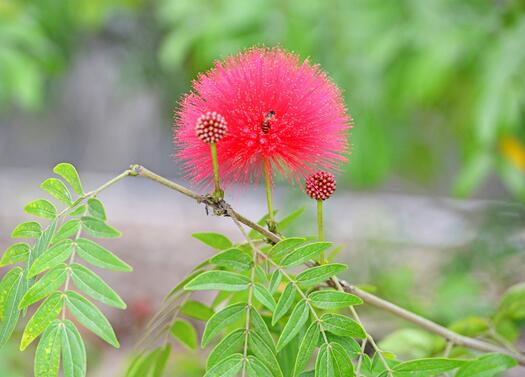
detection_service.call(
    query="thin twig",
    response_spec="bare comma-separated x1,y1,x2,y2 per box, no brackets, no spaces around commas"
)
130,164,525,366
356,339,367,377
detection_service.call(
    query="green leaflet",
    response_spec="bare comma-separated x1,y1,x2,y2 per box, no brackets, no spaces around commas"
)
11,221,42,238
185,270,250,292
181,300,215,321
269,270,282,294
207,329,245,369
34,320,62,377
70,263,126,309
281,242,332,268
29,221,58,269
69,205,87,217
315,343,331,377
24,199,57,220
87,198,106,220
19,264,68,309
0,267,26,348
309,290,363,310
53,163,84,196
202,303,246,347
210,248,252,271
0,243,30,267
193,232,233,250
152,344,172,377
249,331,283,377
321,313,366,339
456,353,517,377
393,357,466,376
293,322,320,377
65,291,119,348
75,238,132,272
126,348,161,377
81,216,121,238
41,178,72,206
276,300,310,352
269,238,306,260
21,292,65,350
296,264,348,287
250,308,275,352
330,342,355,377
171,319,198,350
246,355,274,377
28,239,74,278
204,353,243,377
272,283,296,325
61,320,87,377
254,283,276,312
52,220,81,243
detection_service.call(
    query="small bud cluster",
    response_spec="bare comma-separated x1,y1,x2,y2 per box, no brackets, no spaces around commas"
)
305,171,336,201
195,112,228,144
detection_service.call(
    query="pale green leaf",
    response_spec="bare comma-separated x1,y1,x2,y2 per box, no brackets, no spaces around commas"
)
181,300,215,321
393,358,466,376
52,220,81,243
293,322,320,377
193,232,233,250
25,199,57,220
53,163,83,195
76,238,132,272
70,263,126,309
269,270,282,294
87,198,106,220
61,320,87,377
202,303,246,347
34,320,61,377
321,313,366,338
28,239,74,278
0,267,23,321
270,238,306,260
276,300,310,352
41,178,72,206
246,355,274,377
254,283,276,312
11,221,42,238
281,242,332,268
21,292,65,350
65,291,119,348
0,243,30,267
330,342,355,377
81,216,121,238
249,331,283,377
210,248,252,271
185,270,250,292
0,267,26,347
296,264,347,287
207,329,245,369
153,344,171,377
272,283,296,325
456,353,517,377
204,353,243,377
19,264,68,309
250,308,275,352
171,319,198,350
309,290,363,310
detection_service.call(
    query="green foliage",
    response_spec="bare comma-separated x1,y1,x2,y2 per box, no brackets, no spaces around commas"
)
0,162,131,377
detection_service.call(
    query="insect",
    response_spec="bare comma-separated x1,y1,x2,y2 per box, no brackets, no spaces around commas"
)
261,110,276,134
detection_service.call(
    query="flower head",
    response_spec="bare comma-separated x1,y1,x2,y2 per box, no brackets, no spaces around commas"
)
306,171,336,201
174,47,351,186
195,111,228,144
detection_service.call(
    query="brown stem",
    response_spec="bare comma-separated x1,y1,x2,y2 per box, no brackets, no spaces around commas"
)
129,164,525,366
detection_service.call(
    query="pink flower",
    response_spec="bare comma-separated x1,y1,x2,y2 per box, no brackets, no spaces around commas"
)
174,47,351,186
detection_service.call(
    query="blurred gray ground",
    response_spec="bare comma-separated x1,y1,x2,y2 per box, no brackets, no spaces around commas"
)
0,167,524,375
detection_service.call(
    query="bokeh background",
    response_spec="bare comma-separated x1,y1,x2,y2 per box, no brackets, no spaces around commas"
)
1,0,524,376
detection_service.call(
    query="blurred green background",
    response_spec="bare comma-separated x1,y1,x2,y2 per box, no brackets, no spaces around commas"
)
2,0,525,200
1,0,525,375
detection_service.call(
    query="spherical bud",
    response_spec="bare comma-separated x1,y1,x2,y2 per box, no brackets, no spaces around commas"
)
195,111,228,143
305,171,336,201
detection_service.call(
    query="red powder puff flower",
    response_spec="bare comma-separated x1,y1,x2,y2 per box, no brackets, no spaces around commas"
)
174,47,351,186
305,171,336,201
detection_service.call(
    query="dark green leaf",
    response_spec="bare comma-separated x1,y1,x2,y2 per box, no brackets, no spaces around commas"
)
34,320,61,377
0,243,30,267
330,342,355,377
61,320,87,377
393,358,466,376
54,163,83,195
273,283,296,325
81,216,121,238
249,331,283,377
276,300,310,352
19,264,68,309
247,355,274,377
65,291,119,348
270,238,306,260
202,303,246,347
76,238,132,272
293,322,320,377
28,239,74,278
250,308,275,352
25,199,57,220
321,313,366,338
185,270,250,292
193,232,233,250
296,264,347,287
281,242,332,268
171,319,198,350
11,221,42,238
41,178,72,206
21,292,64,350
52,220,81,243
70,263,126,309
309,290,363,310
